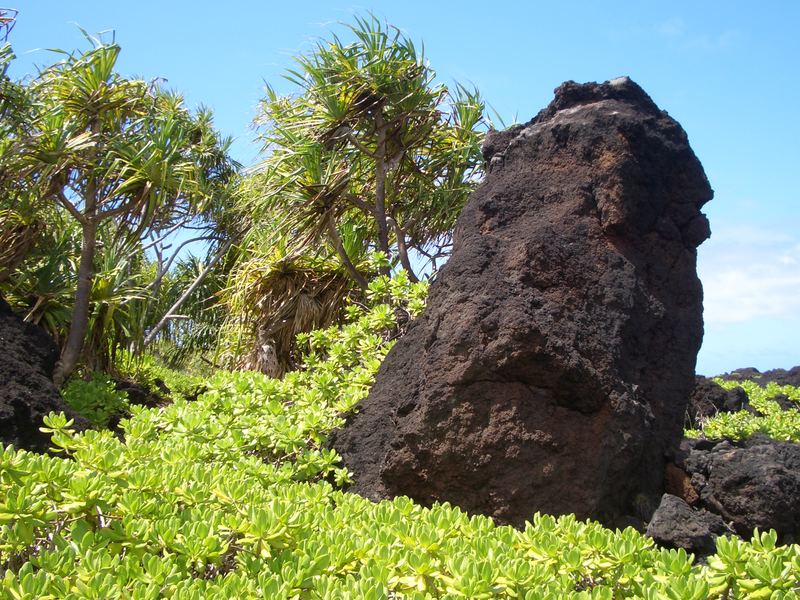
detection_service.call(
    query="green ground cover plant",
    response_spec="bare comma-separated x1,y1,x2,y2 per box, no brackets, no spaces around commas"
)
116,352,208,403
686,380,800,442
2,275,799,598
61,359,206,428
60,374,130,428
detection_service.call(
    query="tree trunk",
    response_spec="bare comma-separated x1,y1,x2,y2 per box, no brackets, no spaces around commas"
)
53,218,97,387
142,240,232,347
389,217,419,283
373,110,391,276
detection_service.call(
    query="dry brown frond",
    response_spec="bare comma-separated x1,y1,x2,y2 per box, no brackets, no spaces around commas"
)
224,254,355,376
0,210,42,283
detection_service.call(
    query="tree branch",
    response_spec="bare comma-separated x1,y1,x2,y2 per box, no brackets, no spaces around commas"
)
99,182,152,221
143,240,233,347
344,193,374,215
346,132,379,159
145,235,220,292
373,108,391,276
54,189,88,225
137,217,191,254
388,216,419,283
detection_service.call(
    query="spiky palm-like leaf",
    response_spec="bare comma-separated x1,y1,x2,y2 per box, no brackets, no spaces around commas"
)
248,14,486,285
0,37,236,383
219,213,361,376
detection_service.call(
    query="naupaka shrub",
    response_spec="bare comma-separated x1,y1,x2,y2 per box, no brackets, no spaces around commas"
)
685,379,800,442
1,273,798,598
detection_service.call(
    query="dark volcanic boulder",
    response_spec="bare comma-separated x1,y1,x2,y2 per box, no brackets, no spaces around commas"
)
0,296,88,452
719,366,800,389
678,435,800,542
646,494,732,557
686,375,749,429
331,77,712,526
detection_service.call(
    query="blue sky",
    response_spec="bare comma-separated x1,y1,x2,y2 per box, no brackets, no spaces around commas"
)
8,1,799,375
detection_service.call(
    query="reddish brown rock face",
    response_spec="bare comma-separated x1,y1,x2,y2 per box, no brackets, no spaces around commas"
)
330,77,713,527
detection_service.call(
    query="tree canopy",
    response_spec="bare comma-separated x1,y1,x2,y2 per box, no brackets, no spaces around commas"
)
0,36,236,383
0,15,486,382
246,15,485,286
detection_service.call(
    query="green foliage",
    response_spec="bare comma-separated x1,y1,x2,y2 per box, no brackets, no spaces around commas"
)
0,35,236,383
1,273,797,598
115,351,206,403
0,208,79,342
61,373,130,428
245,14,485,286
219,13,486,376
1,218,156,372
685,380,800,442
1,16,797,600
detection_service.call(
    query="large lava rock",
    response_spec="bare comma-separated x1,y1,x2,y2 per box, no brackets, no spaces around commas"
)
0,296,89,452
719,366,800,389
646,494,732,557
686,376,750,429
676,435,800,542
331,77,712,526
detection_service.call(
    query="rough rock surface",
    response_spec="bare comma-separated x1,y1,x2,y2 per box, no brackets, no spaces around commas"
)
677,435,800,542
767,394,798,412
719,366,800,389
686,375,749,429
115,379,169,408
331,77,712,526
664,462,699,506
0,296,88,452
646,494,731,556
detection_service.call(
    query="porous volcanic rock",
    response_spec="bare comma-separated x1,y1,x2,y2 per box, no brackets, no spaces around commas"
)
0,296,89,452
719,366,800,389
646,494,732,557
677,435,800,543
686,375,750,429
331,77,712,526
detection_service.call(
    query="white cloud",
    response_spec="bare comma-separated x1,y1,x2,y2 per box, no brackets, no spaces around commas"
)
699,225,800,323
684,29,740,52
658,17,687,38
655,17,740,52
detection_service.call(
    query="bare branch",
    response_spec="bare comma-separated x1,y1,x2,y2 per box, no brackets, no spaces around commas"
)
346,132,379,158
54,189,88,225
138,217,191,253
145,235,220,291
143,240,233,347
388,216,419,283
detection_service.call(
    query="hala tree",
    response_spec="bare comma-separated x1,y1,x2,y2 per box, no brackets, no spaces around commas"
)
218,220,357,376
1,38,235,385
0,39,40,284
248,14,486,289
